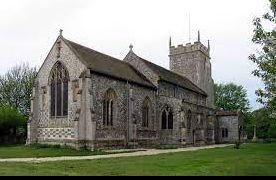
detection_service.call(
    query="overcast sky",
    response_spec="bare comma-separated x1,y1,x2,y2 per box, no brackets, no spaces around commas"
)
0,0,270,110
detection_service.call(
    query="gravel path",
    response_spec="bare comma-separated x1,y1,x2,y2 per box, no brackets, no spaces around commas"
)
0,144,232,163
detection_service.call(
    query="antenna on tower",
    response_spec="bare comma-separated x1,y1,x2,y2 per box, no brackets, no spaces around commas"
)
169,36,172,47
208,40,211,52
198,30,201,42
189,13,191,42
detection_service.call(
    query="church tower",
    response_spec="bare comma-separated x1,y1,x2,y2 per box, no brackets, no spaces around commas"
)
169,32,215,108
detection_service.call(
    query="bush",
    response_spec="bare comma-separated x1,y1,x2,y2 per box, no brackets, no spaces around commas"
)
155,145,179,150
31,144,62,149
0,105,27,144
234,141,242,149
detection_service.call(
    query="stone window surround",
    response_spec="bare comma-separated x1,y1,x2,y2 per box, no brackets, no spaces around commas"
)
222,128,229,138
142,97,152,128
161,106,174,130
49,61,70,118
103,88,117,127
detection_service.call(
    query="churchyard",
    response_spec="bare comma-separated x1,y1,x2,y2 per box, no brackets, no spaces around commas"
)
0,143,275,176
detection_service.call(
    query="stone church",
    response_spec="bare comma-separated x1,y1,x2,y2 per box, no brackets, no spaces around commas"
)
27,31,243,150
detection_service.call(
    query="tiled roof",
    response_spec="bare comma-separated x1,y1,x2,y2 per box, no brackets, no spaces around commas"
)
63,38,155,89
130,52,207,96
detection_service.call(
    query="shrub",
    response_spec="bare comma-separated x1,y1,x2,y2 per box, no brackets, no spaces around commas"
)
0,105,27,144
155,145,179,150
234,141,242,149
31,144,62,149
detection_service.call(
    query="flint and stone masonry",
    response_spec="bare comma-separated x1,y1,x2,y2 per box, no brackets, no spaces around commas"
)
27,32,243,150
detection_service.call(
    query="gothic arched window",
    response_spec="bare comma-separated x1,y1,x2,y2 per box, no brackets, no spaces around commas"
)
161,106,174,130
142,97,151,128
162,110,167,130
187,110,192,130
168,111,174,129
50,62,69,117
103,89,116,126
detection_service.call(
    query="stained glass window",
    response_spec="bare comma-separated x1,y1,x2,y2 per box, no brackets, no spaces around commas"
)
49,62,69,118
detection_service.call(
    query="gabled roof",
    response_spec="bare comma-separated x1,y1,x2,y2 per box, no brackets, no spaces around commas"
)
126,51,207,96
62,37,155,89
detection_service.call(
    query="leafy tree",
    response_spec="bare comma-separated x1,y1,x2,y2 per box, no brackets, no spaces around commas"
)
0,63,37,116
249,0,276,114
249,108,276,139
214,83,250,113
0,105,27,143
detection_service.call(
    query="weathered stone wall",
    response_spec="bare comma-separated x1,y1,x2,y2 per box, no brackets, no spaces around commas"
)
90,73,158,149
124,51,159,86
124,50,216,146
157,81,215,146
29,36,220,150
31,36,86,146
169,42,215,108
218,115,241,143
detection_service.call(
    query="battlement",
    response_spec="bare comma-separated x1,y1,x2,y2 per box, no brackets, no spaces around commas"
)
170,41,210,58
169,33,215,108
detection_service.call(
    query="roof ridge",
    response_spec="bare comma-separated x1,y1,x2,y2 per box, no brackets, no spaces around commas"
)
64,37,134,66
133,53,207,95
62,37,155,88
64,38,154,83
127,64,156,88
63,38,123,62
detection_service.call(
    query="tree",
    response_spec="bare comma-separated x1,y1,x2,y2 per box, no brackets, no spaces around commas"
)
0,105,27,144
249,0,276,115
214,83,250,113
249,108,276,140
0,63,37,116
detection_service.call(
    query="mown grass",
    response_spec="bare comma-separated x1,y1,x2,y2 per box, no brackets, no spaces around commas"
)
0,144,108,158
0,143,276,176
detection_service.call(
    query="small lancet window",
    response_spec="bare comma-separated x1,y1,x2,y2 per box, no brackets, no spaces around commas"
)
103,89,116,126
142,97,151,128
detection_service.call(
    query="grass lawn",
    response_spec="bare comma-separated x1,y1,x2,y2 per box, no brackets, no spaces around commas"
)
0,145,109,158
0,143,276,176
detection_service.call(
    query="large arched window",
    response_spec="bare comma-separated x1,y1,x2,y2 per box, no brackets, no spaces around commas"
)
103,89,116,126
161,106,174,130
142,97,151,128
50,62,69,117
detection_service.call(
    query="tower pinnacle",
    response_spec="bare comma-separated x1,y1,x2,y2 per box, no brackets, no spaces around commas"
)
197,30,201,42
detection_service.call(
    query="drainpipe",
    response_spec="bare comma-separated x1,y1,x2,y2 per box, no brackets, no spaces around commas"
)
126,81,130,146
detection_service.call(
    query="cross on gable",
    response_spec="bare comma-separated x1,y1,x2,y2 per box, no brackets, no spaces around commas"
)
59,29,63,36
